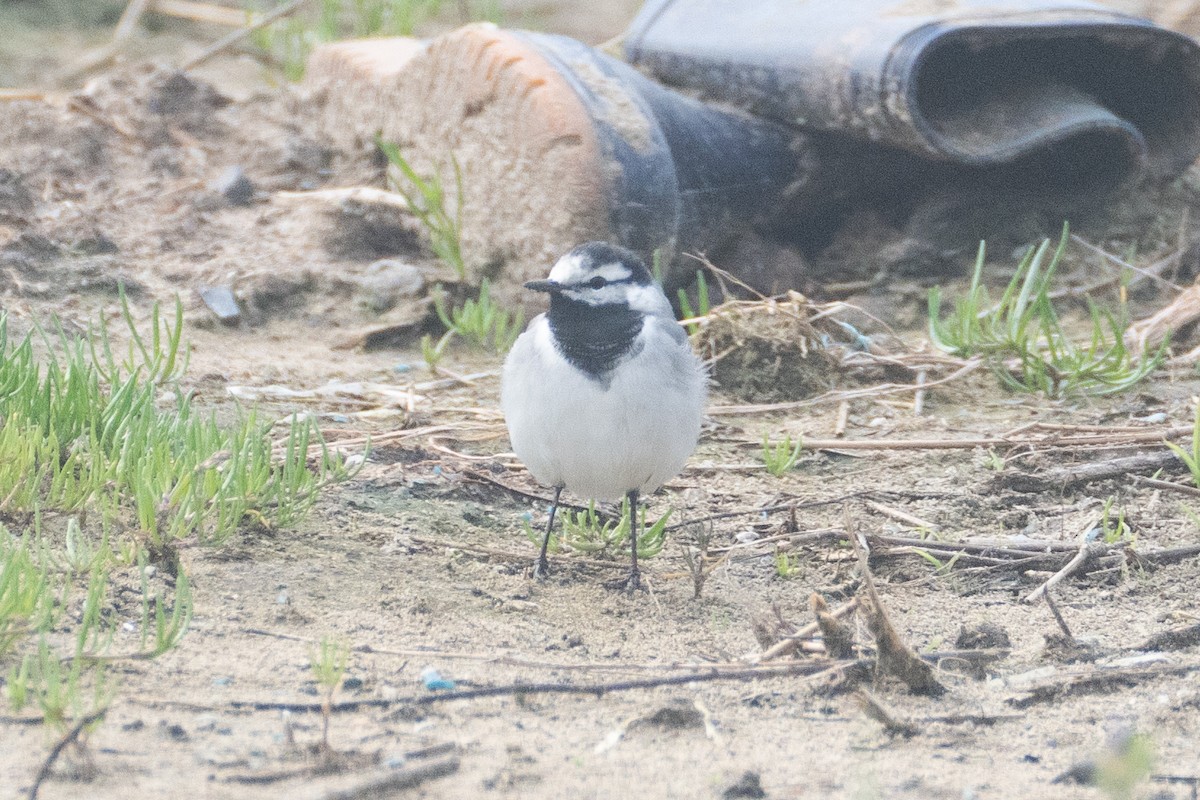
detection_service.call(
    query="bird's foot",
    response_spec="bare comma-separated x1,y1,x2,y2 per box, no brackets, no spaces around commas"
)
533,556,552,581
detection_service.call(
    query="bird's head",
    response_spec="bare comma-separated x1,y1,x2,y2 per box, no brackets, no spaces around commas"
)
525,242,670,316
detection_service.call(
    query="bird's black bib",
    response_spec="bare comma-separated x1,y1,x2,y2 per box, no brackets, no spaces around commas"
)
547,295,644,383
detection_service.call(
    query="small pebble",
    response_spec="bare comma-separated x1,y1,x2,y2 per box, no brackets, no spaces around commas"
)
199,286,241,324
210,165,254,206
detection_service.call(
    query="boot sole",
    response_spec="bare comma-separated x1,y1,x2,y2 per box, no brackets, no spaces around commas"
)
376,25,614,305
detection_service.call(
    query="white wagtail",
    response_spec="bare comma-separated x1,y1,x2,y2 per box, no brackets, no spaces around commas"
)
501,242,707,590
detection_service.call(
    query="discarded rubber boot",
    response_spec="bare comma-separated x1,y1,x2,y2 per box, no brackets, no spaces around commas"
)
358,25,813,298
624,0,1200,198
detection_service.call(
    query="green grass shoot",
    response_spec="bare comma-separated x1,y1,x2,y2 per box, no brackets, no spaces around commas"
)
525,501,669,560
762,432,804,476
928,222,1165,397
377,138,465,278
677,270,711,335
250,0,504,81
1167,401,1200,488
434,280,524,353
0,297,351,743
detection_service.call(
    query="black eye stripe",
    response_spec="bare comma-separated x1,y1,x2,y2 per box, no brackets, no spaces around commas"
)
578,275,632,289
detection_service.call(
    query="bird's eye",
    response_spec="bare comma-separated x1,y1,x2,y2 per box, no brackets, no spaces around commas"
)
587,276,607,289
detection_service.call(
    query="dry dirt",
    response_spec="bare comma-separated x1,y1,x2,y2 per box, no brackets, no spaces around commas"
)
3,5,1200,800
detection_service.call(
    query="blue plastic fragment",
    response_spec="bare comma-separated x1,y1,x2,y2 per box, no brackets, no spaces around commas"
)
394,363,412,373
420,666,456,691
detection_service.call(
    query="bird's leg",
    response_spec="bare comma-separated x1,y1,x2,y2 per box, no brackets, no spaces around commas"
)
535,485,563,580
625,488,641,591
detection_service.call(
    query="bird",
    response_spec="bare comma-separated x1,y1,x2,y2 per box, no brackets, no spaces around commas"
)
500,241,707,590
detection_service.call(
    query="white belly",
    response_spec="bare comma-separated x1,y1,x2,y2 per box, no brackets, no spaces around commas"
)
501,316,706,501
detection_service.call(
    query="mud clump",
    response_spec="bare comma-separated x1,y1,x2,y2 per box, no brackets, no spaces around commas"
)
695,294,838,403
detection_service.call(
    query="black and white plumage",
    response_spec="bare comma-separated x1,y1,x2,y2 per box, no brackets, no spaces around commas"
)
501,242,707,590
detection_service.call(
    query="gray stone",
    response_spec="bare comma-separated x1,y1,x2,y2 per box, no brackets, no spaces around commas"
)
211,165,254,206
199,286,241,324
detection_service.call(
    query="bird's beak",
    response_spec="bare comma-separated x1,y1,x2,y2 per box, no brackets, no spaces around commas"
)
524,279,562,294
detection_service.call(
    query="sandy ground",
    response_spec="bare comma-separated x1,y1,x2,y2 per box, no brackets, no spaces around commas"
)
2,3,1200,799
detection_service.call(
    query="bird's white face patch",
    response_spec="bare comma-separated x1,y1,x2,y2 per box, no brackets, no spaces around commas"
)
547,256,632,287
626,283,672,315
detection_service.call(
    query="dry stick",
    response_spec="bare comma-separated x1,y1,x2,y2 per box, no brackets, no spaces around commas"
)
834,400,849,437
1138,543,1200,564
912,368,928,416
1132,475,1200,499
319,757,460,800
1043,590,1076,642
153,661,866,717
1050,245,1183,301
1069,233,1185,292
152,0,256,26
873,533,1078,555
181,0,312,70
846,505,944,696
383,660,864,712
246,628,763,674
1007,662,1200,709
864,500,938,531
27,707,108,800
752,598,860,663
56,0,153,83
1002,450,1182,493
709,357,984,415
406,534,627,572
1024,539,1105,604
773,425,1190,453
856,689,918,737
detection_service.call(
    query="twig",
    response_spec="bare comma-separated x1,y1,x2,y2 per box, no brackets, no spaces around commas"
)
856,689,918,737
27,707,108,800
912,368,928,416
1043,590,1075,641
846,505,944,695
181,0,313,71
752,598,860,663
1069,233,1185,292
749,425,1190,454
1135,543,1200,565
152,0,258,26
382,660,863,713
0,89,53,102
319,757,460,800
864,500,938,531
274,186,410,209
1024,539,1104,604
1001,450,1182,493
55,0,153,83
709,358,984,414
1132,474,1200,499
244,627,760,673
406,534,627,571
834,400,849,437
1007,661,1200,709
